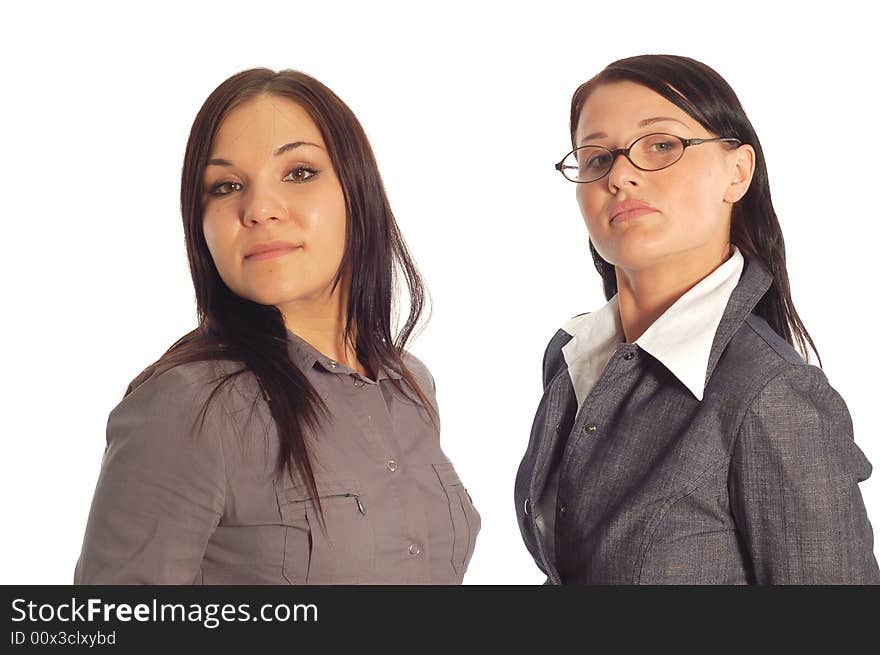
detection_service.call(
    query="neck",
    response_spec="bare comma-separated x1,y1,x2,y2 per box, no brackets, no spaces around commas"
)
615,242,733,343
277,278,366,376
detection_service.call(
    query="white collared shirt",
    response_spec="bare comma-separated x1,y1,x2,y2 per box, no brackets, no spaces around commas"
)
535,246,745,559
561,245,744,404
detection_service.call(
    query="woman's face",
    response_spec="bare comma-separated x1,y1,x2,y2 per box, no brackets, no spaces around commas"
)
201,94,347,312
574,81,752,273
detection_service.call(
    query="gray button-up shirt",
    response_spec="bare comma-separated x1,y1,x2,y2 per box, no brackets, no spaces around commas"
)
75,330,480,584
516,253,880,584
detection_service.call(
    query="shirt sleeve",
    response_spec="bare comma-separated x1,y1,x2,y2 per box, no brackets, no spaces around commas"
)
74,364,227,584
729,364,880,584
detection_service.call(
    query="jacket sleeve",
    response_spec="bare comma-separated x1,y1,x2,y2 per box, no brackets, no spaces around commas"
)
729,364,880,584
74,364,227,584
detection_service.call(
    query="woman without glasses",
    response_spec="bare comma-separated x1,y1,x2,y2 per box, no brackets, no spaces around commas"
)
515,54,879,584
75,69,480,584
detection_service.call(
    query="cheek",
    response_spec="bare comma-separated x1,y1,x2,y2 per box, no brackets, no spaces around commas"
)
202,213,219,253
660,164,727,234
201,210,235,271
576,186,608,233
201,208,253,301
301,187,347,262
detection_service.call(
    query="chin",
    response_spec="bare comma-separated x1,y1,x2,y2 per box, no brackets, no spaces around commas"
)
598,238,673,272
234,285,294,307
251,283,331,308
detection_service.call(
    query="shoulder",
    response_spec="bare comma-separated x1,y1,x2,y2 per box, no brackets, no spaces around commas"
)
735,357,871,481
539,314,584,387
98,360,237,488
713,313,810,402
724,313,806,375
124,358,245,405
746,362,845,422
742,360,849,432
113,358,258,441
742,313,807,366
401,350,435,393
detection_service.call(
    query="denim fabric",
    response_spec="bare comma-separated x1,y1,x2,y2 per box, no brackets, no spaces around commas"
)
515,255,880,584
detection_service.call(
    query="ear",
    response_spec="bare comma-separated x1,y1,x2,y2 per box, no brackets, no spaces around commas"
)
723,144,756,204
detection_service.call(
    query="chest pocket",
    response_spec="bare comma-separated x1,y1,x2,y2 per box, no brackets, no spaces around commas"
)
274,478,375,584
433,462,481,577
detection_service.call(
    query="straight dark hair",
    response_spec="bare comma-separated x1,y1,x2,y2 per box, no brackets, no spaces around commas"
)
128,68,435,522
570,54,820,366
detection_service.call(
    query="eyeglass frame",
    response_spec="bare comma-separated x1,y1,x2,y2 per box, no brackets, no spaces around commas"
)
554,132,743,183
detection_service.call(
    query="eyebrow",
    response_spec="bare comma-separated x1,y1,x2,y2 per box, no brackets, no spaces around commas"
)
578,117,690,145
206,141,323,167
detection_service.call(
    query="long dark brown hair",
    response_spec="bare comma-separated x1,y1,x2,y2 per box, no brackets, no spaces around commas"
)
128,68,434,520
569,54,820,366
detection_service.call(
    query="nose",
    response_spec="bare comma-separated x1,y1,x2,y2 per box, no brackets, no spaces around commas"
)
241,184,288,226
606,151,640,193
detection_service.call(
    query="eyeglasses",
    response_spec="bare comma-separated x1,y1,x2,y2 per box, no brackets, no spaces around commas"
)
555,132,742,183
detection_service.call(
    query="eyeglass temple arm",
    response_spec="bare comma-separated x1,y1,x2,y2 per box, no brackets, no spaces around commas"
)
684,137,742,146
555,161,578,171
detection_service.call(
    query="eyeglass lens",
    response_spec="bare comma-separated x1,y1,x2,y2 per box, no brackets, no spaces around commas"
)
565,134,685,182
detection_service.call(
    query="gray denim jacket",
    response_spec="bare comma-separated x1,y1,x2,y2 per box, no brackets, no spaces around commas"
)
515,254,880,584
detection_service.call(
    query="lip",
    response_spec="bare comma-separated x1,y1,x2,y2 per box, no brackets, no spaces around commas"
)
608,199,658,223
244,240,300,261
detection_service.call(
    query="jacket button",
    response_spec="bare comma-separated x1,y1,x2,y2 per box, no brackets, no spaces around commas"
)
524,497,531,516
585,423,598,433
623,352,635,361
555,422,562,434
409,543,422,556
559,504,567,515
386,459,399,472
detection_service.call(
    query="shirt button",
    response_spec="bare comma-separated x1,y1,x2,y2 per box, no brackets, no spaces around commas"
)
585,423,598,433
409,543,422,556
386,459,399,472
623,352,635,361
524,497,531,516
328,359,338,369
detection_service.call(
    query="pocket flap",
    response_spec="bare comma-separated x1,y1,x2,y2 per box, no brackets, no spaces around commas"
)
432,461,464,488
275,478,361,504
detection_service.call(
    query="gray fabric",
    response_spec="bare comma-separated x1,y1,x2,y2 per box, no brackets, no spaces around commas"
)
515,255,880,584
75,331,479,584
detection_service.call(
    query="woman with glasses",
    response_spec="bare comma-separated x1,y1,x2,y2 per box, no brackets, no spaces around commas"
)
74,68,480,584
515,54,879,584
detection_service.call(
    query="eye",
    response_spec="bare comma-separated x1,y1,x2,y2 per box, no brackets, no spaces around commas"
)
584,153,612,170
284,166,319,183
208,180,242,196
649,140,676,152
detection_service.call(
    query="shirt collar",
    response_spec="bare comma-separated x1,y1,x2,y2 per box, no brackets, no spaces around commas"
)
635,246,744,400
284,329,403,382
561,246,745,402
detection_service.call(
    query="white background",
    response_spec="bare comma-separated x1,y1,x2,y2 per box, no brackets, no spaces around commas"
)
1,1,877,584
